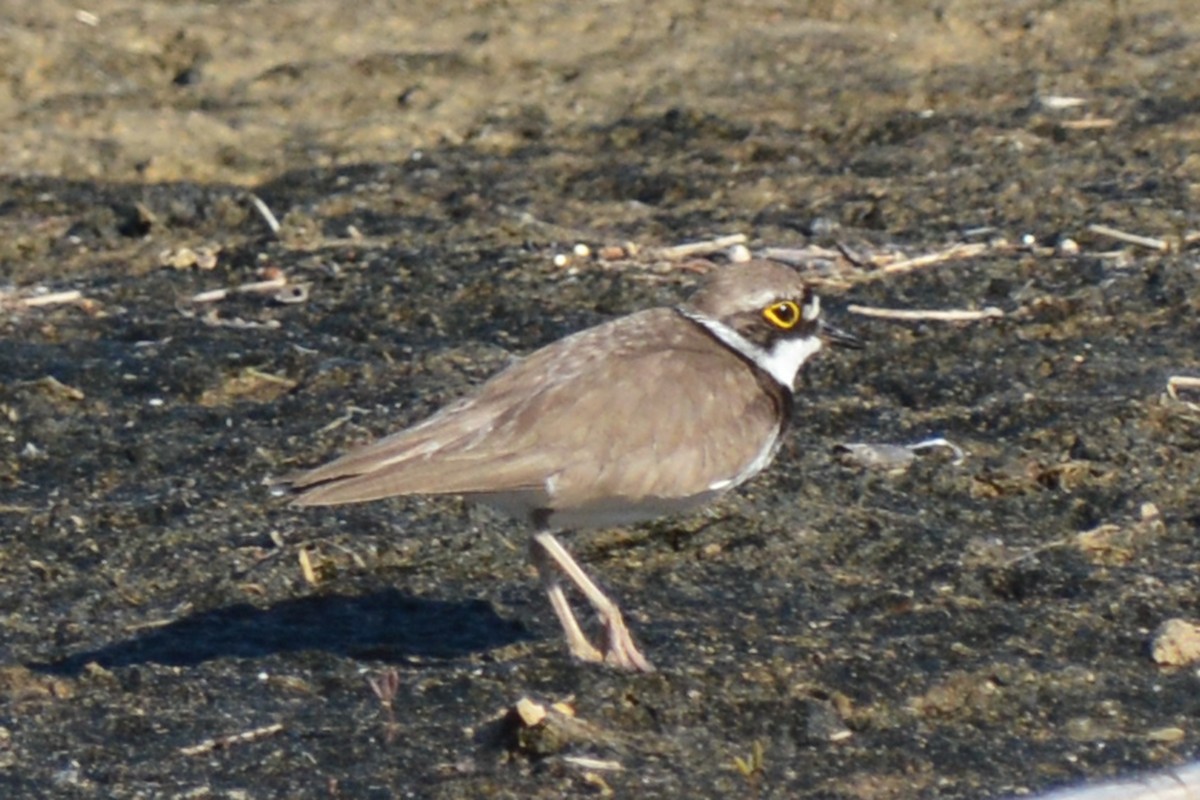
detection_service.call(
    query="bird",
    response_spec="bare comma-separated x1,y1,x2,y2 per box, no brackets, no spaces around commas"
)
276,259,860,672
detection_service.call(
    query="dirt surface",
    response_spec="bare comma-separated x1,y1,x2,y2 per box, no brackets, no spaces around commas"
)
2,1,1199,797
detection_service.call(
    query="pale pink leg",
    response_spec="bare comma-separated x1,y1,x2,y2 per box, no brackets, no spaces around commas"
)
530,531,654,672
544,581,605,664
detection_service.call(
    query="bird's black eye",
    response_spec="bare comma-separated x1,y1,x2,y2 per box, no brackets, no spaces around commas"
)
763,301,801,329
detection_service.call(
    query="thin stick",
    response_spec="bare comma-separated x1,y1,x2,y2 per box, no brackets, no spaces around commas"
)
1087,224,1169,252
1,289,87,310
909,436,967,464
20,290,84,308
298,547,318,586
561,755,624,771
242,367,297,386
247,193,281,235
179,723,284,756
38,375,85,400
233,276,290,296
124,616,182,633
874,242,989,276
1038,95,1087,109
1167,376,1200,401
1059,118,1117,130
848,304,1004,322
188,276,290,304
656,234,747,260
315,407,369,435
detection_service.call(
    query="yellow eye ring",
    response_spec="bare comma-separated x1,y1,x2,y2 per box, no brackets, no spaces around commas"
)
763,301,801,329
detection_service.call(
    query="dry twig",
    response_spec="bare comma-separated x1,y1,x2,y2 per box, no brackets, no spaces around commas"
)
188,274,291,304
868,242,990,277
1087,223,1169,252
561,755,624,771
179,723,284,756
20,290,84,308
1167,376,1200,402
297,547,319,586
247,193,282,235
1058,118,1117,130
0,288,88,311
848,305,1004,322
179,270,308,328
367,668,403,744
1038,95,1087,110
836,436,966,470
655,234,748,260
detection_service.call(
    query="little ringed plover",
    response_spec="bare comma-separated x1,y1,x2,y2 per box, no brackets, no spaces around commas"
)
277,259,860,671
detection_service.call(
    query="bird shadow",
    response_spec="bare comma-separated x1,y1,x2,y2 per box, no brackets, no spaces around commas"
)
33,588,532,676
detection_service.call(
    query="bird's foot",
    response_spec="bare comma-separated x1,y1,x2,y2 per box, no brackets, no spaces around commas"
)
564,636,606,665
560,611,653,672
601,610,655,673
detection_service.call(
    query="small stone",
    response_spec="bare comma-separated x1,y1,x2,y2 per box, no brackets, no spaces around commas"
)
833,443,915,470
1146,726,1186,743
515,697,547,727
1151,618,1200,666
160,246,197,269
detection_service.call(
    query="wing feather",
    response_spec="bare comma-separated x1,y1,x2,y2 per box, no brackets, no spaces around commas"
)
284,308,785,510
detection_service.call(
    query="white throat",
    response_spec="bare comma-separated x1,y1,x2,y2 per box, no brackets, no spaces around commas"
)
678,308,823,389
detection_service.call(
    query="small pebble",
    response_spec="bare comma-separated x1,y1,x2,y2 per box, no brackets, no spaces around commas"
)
1057,237,1079,255
728,244,751,262
1151,618,1200,666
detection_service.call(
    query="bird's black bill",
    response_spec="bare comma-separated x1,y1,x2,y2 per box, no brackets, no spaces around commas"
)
820,319,864,349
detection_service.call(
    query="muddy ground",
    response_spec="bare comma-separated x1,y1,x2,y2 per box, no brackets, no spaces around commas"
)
2,1,1199,798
